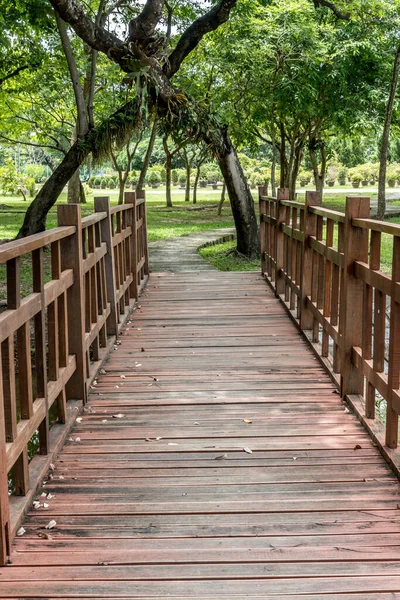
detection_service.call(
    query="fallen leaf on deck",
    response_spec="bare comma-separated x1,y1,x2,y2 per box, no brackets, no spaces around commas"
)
75,437,81,442
76,417,83,423
16,527,26,537
141,347,145,352
102,419,108,423
344,408,350,413
215,454,228,460
36,531,51,539
243,419,252,424
43,503,49,508
45,520,57,530
49,464,55,471
243,447,253,454
120,375,126,379
354,444,362,450
33,501,41,510
113,413,125,419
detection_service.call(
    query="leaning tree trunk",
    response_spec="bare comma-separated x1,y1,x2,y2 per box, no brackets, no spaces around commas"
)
217,133,259,258
17,143,89,237
17,100,139,238
137,115,158,192
377,44,400,220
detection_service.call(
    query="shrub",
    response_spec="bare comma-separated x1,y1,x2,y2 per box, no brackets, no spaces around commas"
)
348,168,363,184
24,163,46,183
298,170,312,186
171,169,179,184
207,169,219,183
178,172,187,185
148,171,161,186
26,177,36,197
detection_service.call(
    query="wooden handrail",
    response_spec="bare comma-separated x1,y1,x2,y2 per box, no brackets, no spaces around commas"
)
0,192,149,565
259,188,400,475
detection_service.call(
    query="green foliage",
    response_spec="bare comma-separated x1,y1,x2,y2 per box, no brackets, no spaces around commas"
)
0,158,35,197
23,163,46,182
178,172,187,185
148,171,161,185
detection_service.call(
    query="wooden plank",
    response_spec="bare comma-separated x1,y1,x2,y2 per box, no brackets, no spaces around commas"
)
6,270,400,599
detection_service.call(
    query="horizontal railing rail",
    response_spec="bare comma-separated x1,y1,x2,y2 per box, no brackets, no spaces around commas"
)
259,186,400,473
0,191,149,564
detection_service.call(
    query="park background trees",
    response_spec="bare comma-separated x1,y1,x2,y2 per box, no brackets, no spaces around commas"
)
2,0,400,252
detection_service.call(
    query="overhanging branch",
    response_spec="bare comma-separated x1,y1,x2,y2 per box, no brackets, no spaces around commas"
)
313,0,350,20
166,0,237,78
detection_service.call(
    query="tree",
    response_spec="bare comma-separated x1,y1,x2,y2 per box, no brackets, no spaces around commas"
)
17,0,259,257
162,134,185,208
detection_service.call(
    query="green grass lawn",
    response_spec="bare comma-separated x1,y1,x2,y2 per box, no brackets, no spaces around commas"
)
0,186,399,279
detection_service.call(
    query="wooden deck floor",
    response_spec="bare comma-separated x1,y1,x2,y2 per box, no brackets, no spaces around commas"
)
3,272,400,599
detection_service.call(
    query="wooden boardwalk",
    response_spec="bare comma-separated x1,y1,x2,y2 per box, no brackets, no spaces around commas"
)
3,271,400,598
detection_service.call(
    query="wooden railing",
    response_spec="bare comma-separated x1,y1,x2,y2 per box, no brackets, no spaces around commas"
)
0,191,148,563
259,186,400,468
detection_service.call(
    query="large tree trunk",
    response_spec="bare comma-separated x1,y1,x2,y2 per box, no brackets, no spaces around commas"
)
377,44,400,220
217,133,258,258
137,115,158,191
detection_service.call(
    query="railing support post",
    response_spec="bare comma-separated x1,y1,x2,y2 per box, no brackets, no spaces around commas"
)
340,196,370,399
58,204,87,403
275,188,289,296
94,197,118,336
0,353,10,564
300,191,322,330
124,191,138,300
258,186,268,276
386,237,400,447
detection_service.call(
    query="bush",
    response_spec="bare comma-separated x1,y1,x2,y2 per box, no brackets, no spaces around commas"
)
100,176,109,189
148,171,161,186
24,163,46,183
207,169,219,183
178,172,187,185
171,169,179,184
108,175,118,189
387,165,397,186
26,177,36,197
299,170,312,186
127,170,138,187
348,168,363,184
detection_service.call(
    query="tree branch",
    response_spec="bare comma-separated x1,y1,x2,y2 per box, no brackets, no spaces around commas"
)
313,0,350,20
0,65,30,87
128,0,165,44
55,11,89,135
166,0,237,78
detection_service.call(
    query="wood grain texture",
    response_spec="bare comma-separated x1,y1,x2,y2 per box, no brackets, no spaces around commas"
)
3,272,400,598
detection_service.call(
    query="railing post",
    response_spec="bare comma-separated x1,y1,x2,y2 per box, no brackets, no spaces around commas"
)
0,356,10,564
300,191,322,330
137,189,149,277
124,191,138,300
275,188,289,296
258,186,268,276
386,237,400,448
94,197,118,336
340,196,370,399
58,204,87,403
